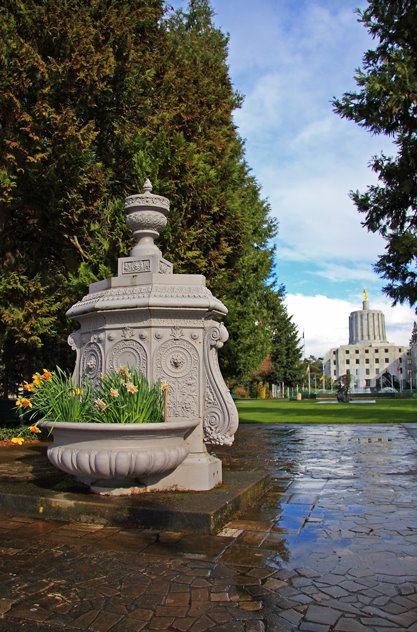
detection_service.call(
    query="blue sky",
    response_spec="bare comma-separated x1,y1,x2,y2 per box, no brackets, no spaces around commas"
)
169,0,416,356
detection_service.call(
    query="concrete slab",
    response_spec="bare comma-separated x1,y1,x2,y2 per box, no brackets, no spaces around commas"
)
0,443,269,534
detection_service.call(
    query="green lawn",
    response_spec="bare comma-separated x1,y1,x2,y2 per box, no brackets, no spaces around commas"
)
236,398,417,424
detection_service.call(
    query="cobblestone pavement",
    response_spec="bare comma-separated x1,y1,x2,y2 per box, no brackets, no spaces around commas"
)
0,423,416,631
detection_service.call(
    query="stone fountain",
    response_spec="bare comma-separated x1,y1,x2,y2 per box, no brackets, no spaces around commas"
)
66,180,239,491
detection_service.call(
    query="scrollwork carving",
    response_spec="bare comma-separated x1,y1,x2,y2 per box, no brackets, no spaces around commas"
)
159,261,172,274
126,210,167,234
125,193,169,212
122,259,151,274
203,324,238,446
154,339,199,420
170,326,184,340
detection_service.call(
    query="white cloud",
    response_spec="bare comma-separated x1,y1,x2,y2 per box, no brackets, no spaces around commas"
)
224,0,397,270
285,293,415,358
267,164,386,263
309,262,377,283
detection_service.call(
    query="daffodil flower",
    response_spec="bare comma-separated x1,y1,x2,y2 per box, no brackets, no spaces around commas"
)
110,389,119,398
16,398,32,408
11,437,25,445
125,383,137,394
23,381,35,392
95,399,108,411
42,369,52,380
29,426,42,434
32,372,43,387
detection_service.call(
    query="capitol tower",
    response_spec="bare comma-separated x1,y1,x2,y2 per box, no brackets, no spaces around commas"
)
324,291,411,391
348,289,387,344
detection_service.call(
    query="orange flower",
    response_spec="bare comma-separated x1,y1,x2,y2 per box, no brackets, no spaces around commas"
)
95,399,108,411
42,369,52,380
16,398,32,408
125,383,137,394
11,437,25,445
110,389,119,398
119,367,126,374
23,381,35,392
29,426,42,434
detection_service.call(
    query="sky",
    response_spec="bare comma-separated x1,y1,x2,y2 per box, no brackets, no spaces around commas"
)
169,0,416,357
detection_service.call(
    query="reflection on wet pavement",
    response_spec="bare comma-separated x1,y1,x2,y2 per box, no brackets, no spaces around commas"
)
0,423,416,631
217,423,417,630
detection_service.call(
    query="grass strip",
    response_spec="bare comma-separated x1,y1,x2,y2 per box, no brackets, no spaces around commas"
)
236,398,417,424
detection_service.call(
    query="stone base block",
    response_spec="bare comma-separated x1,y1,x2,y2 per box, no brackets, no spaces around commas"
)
140,452,222,492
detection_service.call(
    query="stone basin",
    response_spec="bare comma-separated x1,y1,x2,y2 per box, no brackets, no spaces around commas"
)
41,419,199,495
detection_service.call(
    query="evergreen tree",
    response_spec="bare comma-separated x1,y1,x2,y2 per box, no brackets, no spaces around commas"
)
0,0,166,393
0,0,278,392
333,0,417,308
410,321,417,346
268,295,304,388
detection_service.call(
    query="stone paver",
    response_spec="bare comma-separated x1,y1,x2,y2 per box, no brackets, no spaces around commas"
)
0,423,416,630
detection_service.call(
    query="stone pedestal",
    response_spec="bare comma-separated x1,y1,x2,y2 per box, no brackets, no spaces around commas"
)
66,181,238,491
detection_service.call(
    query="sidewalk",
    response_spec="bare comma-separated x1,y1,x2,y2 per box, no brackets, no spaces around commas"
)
0,423,416,631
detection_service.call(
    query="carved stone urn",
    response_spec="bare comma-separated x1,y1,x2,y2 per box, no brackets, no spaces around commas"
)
65,180,238,492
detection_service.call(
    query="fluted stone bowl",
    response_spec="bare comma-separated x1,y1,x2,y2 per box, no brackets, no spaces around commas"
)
41,420,199,495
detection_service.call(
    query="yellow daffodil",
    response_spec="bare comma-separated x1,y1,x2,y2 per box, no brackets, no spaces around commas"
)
29,426,42,434
11,437,25,445
125,383,137,394
42,369,52,380
16,398,32,408
23,381,35,392
32,372,43,387
110,389,119,398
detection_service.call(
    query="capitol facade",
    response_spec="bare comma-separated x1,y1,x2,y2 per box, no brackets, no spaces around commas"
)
324,291,412,391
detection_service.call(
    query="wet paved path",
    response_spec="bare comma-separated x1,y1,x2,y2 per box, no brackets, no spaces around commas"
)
0,423,416,631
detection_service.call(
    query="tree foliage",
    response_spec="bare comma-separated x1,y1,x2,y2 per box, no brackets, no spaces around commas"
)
267,294,304,388
0,0,285,393
410,321,417,346
333,0,417,308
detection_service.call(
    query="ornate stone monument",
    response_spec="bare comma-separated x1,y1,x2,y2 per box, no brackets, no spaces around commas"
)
66,180,239,491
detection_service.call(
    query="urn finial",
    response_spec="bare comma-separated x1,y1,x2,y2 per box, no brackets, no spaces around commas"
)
124,180,170,257
143,178,152,193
